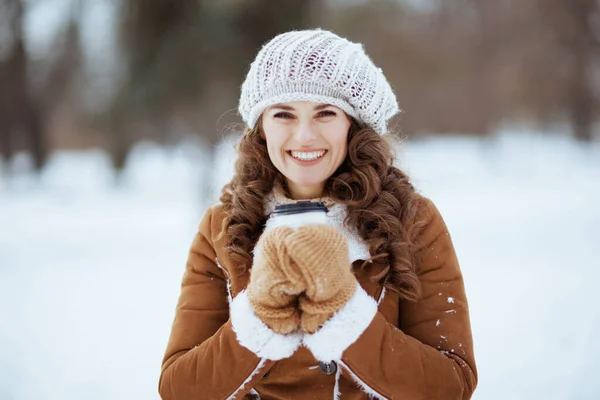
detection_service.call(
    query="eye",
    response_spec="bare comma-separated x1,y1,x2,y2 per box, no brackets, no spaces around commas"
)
317,110,337,118
274,112,294,119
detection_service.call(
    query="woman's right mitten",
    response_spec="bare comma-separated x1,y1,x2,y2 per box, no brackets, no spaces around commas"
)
246,226,307,334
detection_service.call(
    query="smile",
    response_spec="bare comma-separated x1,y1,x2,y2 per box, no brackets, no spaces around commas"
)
288,150,327,161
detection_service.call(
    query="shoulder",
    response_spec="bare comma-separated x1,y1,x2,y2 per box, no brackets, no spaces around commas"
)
197,202,228,247
413,193,440,221
411,194,450,252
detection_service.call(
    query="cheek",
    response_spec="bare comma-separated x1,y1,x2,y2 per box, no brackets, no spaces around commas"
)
264,136,286,165
330,119,350,153
330,130,350,161
334,142,348,165
268,144,283,164
262,124,284,156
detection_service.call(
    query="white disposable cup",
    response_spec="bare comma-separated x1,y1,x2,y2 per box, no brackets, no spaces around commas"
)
269,201,328,230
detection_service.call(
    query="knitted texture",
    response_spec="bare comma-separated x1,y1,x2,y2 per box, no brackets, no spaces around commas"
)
239,29,399,135
284,224,357,334
247,226,306,334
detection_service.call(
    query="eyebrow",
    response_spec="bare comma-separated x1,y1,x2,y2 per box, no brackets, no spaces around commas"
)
269,103,332,111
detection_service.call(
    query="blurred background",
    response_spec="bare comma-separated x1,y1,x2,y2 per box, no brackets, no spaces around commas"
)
0,0,598,399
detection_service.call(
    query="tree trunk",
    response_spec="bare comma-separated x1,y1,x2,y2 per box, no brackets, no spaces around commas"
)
565,0,597,141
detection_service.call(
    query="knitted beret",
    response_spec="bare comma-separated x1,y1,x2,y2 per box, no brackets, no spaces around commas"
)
238,29,399,135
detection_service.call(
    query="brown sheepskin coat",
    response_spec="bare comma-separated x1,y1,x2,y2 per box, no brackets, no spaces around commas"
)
159,196,477,399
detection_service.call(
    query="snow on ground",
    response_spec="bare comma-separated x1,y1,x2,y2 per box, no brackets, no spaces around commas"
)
0,129,599,399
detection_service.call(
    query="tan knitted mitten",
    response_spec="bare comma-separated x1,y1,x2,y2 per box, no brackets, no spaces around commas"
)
284,224,357,334
246,226,307,334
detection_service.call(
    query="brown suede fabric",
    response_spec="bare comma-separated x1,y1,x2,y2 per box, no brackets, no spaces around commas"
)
159,195,478,400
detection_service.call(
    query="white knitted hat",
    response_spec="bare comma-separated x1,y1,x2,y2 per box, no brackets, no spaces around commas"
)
238,29,399,135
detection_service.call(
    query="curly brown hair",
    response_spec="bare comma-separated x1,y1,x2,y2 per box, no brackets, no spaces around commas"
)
219,118,424,301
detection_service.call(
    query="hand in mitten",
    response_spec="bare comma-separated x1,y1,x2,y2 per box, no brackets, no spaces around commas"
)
284,224,357,334
246,226,307,334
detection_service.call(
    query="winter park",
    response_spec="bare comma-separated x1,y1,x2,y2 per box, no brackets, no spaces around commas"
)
1,1,600,400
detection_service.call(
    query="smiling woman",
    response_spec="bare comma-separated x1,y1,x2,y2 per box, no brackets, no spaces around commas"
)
159,29,477,400
262,101,351,199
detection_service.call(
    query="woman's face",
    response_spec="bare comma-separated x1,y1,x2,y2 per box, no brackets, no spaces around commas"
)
261,101,351,199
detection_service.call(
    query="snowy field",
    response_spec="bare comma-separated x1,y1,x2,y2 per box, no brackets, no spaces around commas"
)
0,129,599,400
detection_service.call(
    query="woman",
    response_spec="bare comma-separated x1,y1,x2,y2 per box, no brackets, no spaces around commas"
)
159,29,477,400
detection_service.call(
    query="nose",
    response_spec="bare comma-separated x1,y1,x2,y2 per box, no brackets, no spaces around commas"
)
295,121,319,143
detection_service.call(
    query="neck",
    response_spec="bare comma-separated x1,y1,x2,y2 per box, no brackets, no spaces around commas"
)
287,181,324,200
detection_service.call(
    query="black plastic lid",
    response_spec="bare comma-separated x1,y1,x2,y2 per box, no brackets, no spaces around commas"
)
272,201,328,216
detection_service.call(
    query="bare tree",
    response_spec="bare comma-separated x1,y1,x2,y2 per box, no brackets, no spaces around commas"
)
104,0,316,175
0,0,46,174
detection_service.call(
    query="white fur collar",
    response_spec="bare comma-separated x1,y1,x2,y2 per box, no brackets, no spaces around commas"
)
261,188,371,263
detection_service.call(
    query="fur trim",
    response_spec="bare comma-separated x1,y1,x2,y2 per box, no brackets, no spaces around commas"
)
226,359,266,400
248,387,261,399
377,286,386,305
302,285,377,362
230,290,302,360
324,202,371,263
333,361,343,399
338,360,388,400
215,257,233,304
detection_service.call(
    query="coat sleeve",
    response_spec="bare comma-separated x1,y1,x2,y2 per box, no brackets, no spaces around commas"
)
158,206,302,400
302,197,478,400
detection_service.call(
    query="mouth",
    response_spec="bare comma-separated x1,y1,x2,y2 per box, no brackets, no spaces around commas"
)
287,150,328,161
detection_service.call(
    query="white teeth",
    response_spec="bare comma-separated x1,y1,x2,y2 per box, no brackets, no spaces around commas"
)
290,150,326,161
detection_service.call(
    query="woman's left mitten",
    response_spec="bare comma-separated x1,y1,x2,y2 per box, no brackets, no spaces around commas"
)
284,224,357,334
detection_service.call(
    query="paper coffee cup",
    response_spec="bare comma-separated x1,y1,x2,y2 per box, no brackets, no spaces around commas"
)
270,201,328,230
